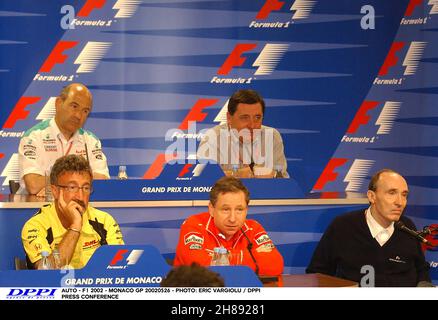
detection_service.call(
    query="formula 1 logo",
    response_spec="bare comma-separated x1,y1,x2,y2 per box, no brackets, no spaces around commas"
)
176,164,206,180
36,97,57,121
2,96,41,130
313,158,374,192
404,0,438,17
374,41,427,85
78,0,141,18
342,101,401,144
34,41,111,81
212,43,288,84
402,0,437,25
0,153,20,187
108,249,143,269
255,0,316,20
143,98,220,179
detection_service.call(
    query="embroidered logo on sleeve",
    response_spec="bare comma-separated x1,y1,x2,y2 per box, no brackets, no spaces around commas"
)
256,243,275,253
184,232,204,246
189,244,202,250
254,232,274,252
255,233,271,245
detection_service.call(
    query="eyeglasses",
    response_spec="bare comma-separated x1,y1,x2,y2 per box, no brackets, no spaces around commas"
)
56,185,93,194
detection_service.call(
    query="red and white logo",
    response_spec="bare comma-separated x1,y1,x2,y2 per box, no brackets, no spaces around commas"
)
38,41,111,74
2,97,41,129
78,0,141,18
256,0,316,20
143,99,219,179
215,43,288,77
184,232,204,245
378,41,426,77
346,101,401,135
177,164,205,180
404,0,438,16
108,249,143,268
313,158,374,192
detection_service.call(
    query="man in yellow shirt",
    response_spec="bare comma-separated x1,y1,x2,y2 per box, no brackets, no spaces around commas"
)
21,154,124,269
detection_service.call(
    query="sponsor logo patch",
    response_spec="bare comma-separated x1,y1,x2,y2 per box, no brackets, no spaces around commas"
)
184,233,204,245
255,233,271,245
189,244,202,250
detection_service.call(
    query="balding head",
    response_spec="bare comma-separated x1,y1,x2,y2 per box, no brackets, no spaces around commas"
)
55,83,93,139
59,83,93,108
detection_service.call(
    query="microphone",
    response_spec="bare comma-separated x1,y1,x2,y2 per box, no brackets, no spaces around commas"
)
83,137,90,165
240,228,259,275
395,221,431,245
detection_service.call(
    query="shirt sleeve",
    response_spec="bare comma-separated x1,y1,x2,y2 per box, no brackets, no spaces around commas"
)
104,214,124,245
85,133,110,178
272,129,289,178
245,221,284,276
19,131,45,178
21,219,51,264
174,219,213,267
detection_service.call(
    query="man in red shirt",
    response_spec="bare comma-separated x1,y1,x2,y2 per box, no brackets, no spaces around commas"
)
174,176,284,276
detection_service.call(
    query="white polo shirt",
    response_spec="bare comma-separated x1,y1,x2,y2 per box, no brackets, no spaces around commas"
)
18,118,109,192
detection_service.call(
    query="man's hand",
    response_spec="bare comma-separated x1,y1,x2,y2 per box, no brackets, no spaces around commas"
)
253,166,274,179
36,187,46,197
58,189,83,230
224,166,254,178
238,166,254,178
254,171,274,179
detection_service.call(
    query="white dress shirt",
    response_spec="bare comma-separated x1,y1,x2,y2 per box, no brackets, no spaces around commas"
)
365,207,394,246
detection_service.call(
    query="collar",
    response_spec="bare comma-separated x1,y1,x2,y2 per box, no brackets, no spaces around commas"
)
51,118,80,143
228,124,263,145
206,215,250,246
366,207,394,239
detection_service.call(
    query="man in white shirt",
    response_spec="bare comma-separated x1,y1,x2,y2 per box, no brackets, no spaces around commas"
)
197,89,288,178
306,169,431,286
18,83,109,196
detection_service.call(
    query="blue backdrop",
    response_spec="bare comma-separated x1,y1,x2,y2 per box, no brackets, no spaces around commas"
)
0,0,437,282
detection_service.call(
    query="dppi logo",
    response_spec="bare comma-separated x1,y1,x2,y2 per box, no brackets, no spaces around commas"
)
374,41,427,85
108,249,143,269
78,0,141,18
404,0,438,17
250,0,317,28
313,158,375,192
33,40,111,82
7,288,57,299
341,101,401,144
211,43,289,84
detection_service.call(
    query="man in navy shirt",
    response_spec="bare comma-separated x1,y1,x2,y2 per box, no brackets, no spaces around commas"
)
307,169,431,287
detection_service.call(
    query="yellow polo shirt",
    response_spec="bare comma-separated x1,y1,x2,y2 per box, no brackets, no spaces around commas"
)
22,203,124,269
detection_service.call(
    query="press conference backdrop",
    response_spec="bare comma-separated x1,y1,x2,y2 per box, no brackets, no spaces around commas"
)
0,1,437,280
